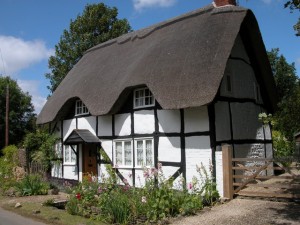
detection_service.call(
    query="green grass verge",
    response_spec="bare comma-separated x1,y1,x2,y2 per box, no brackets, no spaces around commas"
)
1,200,106,225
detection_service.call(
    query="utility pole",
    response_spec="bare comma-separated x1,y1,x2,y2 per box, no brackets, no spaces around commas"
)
5,84,9,147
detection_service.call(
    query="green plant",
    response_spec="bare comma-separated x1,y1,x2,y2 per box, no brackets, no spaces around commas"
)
16,174,50,196
42,198,55,206
0,145,19,191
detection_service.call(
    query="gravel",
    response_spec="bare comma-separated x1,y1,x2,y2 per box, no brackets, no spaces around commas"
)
170,198,300,225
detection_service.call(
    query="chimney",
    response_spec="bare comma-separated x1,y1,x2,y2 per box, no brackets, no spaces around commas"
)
214,0,236,7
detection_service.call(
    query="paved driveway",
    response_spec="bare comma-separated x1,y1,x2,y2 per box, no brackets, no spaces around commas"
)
0,207,46,225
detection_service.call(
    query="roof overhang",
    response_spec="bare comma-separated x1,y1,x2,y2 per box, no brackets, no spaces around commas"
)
64,129,100,145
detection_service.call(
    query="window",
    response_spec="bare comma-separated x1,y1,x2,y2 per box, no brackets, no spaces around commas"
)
135,139,153,167
114,140,133,167
75,100,89,116
134,88,155,109
55,142,62,158
64,145,77,164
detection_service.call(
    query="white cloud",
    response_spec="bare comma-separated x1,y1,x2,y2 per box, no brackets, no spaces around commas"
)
0,35,54,76
17,79,47,114
133,0,176,11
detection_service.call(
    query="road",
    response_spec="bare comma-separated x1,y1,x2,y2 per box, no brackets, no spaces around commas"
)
0,207,46,225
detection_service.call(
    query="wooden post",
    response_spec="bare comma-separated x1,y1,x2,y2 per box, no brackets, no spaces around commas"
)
5,84,9,147
222,144,233,199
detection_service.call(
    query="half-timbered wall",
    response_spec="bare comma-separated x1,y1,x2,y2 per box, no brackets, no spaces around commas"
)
214,35,273,189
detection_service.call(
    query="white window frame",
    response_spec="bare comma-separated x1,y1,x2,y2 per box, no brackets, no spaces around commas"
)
133,88,155,109
75,100,89,116
134,138,154,168
113,139,133,168
63,145,77,165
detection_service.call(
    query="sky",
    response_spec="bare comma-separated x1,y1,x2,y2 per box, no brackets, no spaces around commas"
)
0,0,299,114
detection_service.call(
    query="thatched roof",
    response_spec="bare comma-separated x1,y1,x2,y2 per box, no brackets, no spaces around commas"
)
37,4,276,124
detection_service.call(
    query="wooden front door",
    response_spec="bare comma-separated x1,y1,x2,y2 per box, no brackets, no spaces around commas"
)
82,144,98,177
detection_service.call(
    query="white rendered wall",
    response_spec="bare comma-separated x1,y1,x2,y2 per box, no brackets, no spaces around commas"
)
158,137,181,162
214,102,231,141
215,151,223,197
77,116,96,135
134,110,155,134
231,103,264,140
115,113,131,136
78,145,83,182
63,119,76,141
98,115,112,136
185,136,211,185
184,107,209,133
157,109,181,133
63,165,78,180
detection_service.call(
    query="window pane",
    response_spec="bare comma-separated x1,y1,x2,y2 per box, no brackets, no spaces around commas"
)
124,141,132,165
115,142,123,165
136,140,144,166
145,140,153,166
71,145,76,163
64,146,70,162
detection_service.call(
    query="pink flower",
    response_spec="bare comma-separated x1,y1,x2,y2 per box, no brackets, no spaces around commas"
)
143,170,149,178
157,163,162,170
188,182,193,190
150,167,158,176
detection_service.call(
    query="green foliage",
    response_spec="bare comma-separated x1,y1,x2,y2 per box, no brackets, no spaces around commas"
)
267,48,298,103
0,77,35,150
66,163,219,224
23,129,59,171
16,174,50,196
272,130,295,157
0,145,19,190
46,3,131,93
283,0,300,35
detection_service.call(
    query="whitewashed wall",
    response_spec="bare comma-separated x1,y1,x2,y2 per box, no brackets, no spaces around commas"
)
115,113,131,136
98,115,112,136
77,116,96,135
63,119,76,141
215,101,231,141
184,107,209,132
215,151,223,197
134,110,155,134
157,109,180,133
185,136,211,185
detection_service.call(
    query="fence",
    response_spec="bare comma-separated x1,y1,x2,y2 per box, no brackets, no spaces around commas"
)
222,145,300,199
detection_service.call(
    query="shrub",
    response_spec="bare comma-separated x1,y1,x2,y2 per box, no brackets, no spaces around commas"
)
0,145,19,191
16,174,50,196
66,163,219,224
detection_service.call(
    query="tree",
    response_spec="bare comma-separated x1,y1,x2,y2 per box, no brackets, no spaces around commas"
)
46,3,131,93
267,48,298,103
284,0,300,35
23,129,59,172
0,76,36,151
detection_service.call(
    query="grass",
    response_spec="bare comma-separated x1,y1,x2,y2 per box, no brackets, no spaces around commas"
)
0,196,106,225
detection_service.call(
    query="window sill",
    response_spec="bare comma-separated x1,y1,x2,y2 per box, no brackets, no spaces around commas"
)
63,163,77,166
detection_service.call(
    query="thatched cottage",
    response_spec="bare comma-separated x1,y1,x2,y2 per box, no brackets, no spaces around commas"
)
37,0,277,196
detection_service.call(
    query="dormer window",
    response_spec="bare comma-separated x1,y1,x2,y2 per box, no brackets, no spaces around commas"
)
75,100,89,116
134,88,155,109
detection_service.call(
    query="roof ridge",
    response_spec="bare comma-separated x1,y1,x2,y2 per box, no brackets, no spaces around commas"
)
85,4,215,54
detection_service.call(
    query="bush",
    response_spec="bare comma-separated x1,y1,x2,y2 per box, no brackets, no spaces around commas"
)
0,145,19,191
16,174,50,196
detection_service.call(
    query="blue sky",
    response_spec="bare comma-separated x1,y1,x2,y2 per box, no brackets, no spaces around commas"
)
0,0,299,113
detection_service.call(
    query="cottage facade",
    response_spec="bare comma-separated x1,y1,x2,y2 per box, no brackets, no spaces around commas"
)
37,1,277,196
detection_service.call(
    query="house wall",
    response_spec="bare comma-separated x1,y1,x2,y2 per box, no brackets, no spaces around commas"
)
51,105,214,192
214,35,273,188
